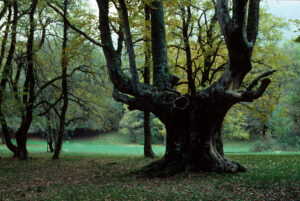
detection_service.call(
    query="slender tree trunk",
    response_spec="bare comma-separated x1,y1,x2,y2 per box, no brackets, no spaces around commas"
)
262,124,268,140
15,0,38,160
0,1,18,156
53,0,69,159
0,6,10,69
182,2,196,95
48,134,54,153
143,5,155,158
46,126,54,152
144,111,155,158
1,133,5,144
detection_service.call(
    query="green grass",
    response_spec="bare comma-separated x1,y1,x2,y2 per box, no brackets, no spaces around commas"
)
0,154,299,200
1,133,299,156
1,133,300,200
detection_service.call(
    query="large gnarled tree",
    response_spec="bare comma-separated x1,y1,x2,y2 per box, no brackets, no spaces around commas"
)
96,0,275,176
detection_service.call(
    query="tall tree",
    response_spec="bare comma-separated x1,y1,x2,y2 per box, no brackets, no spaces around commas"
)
0,0,19,156
53,0,69,159
14,0,39,159
94,0,276,176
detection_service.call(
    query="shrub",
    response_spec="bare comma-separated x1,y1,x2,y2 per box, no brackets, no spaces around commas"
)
250,136,276,152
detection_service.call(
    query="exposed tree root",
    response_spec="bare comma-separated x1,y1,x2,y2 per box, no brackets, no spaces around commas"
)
134,156,246,178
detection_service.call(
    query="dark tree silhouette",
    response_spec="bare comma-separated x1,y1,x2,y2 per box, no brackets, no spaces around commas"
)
95,0,275,176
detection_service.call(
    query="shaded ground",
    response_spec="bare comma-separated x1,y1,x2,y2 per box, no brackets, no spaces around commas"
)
0,154,299,201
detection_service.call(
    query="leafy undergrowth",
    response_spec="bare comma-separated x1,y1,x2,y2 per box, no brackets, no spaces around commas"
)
0,154,299,201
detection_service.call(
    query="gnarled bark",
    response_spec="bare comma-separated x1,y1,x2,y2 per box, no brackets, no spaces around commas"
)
137,89,247,176
96,0,273,177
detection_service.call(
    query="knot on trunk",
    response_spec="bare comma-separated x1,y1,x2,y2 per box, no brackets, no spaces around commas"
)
173,96,190,110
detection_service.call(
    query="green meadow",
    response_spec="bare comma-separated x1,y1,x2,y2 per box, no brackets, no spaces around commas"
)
1,132,300,200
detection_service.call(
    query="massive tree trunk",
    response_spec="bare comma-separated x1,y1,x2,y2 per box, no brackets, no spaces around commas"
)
96,0,273,176
139,92,246,176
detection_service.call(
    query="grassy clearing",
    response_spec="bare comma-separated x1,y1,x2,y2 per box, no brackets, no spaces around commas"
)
1,133,299,200
0,153,299,201
1,136,299,157
0,132,257,156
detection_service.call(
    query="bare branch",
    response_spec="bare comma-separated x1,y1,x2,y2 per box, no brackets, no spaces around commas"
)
47,2,103,47
37,97,62,117
35,75,65,99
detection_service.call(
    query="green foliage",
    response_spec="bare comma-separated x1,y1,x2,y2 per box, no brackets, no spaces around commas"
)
250,137,277,152
119,107,165,144
266,104,300,150
293,19,300,43
151,118,166,137
268,105,292,143
223,106,249,140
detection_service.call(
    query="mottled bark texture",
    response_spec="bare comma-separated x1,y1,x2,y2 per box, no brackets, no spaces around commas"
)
97,0,274,176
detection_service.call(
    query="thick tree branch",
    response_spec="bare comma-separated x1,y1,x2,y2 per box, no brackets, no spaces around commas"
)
216,0,230,42
112,88,146,111
97,0,136,96
247,0,260,46
226,78,272,102
246,70,276,91
0,6,11,69
242,78,271,101
150,1,178,89
119,0,140,95
232,0,247,36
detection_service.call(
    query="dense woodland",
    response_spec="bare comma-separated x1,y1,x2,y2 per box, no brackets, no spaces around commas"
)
0,0,300,175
